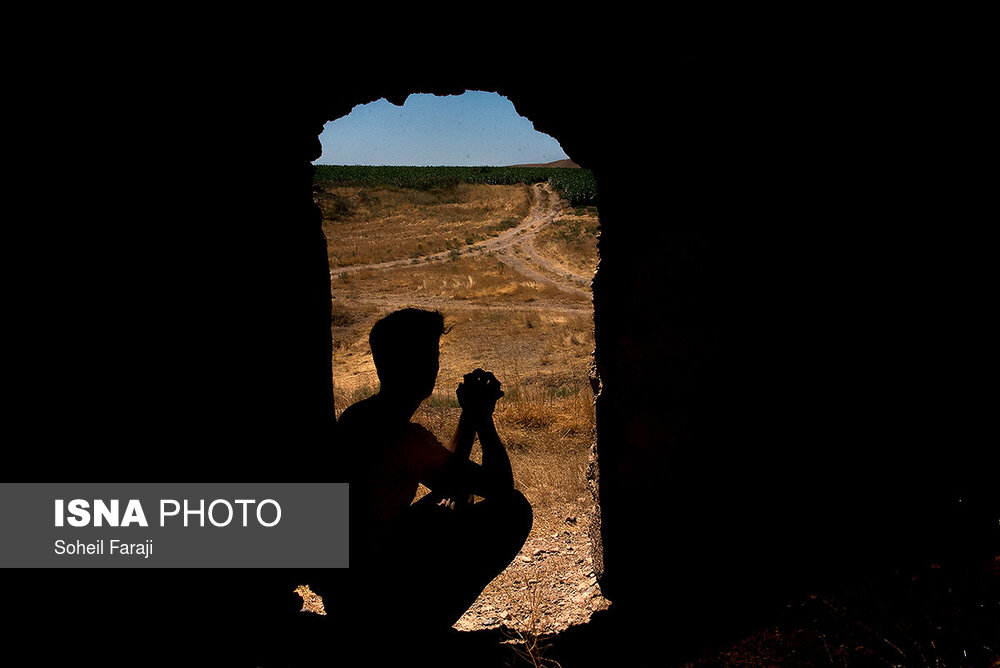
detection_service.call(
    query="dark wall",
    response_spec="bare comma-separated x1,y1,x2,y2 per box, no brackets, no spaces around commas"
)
580,54,998,642
9,47,995,662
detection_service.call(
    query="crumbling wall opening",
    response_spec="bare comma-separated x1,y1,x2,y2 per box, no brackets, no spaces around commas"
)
315,90,607,634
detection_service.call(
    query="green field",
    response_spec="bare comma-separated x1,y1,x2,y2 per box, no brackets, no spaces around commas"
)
313,165,598,206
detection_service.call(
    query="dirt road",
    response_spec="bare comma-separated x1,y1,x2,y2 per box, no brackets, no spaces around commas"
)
331,183,593,302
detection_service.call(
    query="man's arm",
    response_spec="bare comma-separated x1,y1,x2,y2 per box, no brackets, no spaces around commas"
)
424,412,479,507
446,411,476,459
455,369,513,499
475,411,514,498
422,369,514,504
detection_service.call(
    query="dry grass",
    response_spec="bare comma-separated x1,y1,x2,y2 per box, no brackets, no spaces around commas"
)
332,252,588,305
496,558,565,668
331,303,594,400
532,208,599,279
319,184,533,267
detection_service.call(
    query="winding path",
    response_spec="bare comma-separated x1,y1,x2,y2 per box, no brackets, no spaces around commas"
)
331,183,594,303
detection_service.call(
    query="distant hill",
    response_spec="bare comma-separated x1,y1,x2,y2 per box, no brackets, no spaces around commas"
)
508,158,580,169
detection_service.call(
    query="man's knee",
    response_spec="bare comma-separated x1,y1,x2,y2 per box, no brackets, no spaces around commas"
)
498,489,533,544
507,490,535,540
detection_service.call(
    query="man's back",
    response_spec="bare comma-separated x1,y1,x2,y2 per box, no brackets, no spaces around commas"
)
333,309,531,632
338,395,453,528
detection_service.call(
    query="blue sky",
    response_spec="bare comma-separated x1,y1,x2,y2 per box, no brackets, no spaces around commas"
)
314,91,570,166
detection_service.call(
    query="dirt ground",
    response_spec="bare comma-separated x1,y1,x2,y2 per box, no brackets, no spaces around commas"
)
451,502,610,635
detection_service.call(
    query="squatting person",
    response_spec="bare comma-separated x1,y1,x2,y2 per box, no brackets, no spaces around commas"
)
337,308,533,631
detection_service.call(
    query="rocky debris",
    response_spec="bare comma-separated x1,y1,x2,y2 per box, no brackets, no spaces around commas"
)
293,584,327,616
454,504,611,635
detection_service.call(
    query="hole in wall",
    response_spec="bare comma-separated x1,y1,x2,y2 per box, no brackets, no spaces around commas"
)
314,90,606,634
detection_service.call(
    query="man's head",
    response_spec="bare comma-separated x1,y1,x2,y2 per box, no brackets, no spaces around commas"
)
369,308,445,399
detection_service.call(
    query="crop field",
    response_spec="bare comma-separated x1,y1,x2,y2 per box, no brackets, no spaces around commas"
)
314,165,598,206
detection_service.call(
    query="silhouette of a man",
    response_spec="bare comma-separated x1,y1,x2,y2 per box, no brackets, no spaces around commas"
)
337,308,533,631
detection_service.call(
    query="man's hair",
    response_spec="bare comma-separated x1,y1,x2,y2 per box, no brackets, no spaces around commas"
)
369,308,445,376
